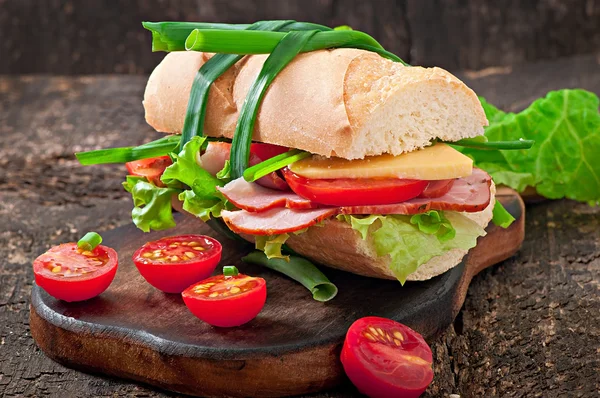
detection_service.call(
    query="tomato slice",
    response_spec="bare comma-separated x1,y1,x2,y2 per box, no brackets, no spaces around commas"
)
341,317,434,398
125,155,173,186
132,235,222,294
250,143,289,161
419,179,455,198
282,168,428,206
182,273,267,327
33,243,118,302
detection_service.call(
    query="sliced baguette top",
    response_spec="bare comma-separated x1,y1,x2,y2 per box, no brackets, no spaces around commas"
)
144,49,488,159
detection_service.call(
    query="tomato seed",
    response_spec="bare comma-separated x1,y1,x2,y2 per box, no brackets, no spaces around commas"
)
368,327,378,336
230,287,241,294
170,256,179,261
393,331,404,341
209,292,219,297
82,251,93,256
185,252,195,258
376,328,385,337
52,266,61,273
394,339,402,346
192,246,204,251
363,332,375,341
142,253,153,258
153,253,161,258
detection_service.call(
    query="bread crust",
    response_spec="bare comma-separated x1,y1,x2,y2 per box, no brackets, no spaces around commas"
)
144,49,487,159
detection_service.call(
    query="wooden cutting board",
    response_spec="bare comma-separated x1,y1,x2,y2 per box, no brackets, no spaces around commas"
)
30,188,524,397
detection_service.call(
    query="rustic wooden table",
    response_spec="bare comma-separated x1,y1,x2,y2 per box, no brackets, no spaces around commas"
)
1,54,599,397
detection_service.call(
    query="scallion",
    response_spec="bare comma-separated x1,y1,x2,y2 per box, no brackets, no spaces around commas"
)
143,21,331,52
75,135,180,165
77,232,103,251
223,265,239,277
185,29,384,54
243,149,311,182
450,138,535,150
230,31,318,179
180,20,300,149
242,251,338,302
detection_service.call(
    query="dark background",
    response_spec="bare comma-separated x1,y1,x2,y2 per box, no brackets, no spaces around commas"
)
2,0,600,75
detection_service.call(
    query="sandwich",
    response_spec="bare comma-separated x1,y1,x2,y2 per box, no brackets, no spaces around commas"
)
77,21,525,284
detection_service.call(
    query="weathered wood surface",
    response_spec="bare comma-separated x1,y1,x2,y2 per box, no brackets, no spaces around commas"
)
2,0,600,74
28,191,523,397
1,53,599,397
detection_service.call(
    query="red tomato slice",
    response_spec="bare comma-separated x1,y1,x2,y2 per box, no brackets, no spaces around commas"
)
182,274,267,327
282,168,428,206
250,143,289,161
132,235,222,294
33,243,118,302
419,179,455,198
125,155,173,186
341,317,434,398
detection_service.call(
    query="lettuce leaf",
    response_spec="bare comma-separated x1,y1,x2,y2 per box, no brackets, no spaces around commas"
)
122,176,180,232
255,234,290,260
340,211,486,284
491,200,516,228
160,136,229,222
467,90,600,205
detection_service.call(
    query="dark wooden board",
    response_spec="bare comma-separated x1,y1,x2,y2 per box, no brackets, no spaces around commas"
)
29,189,524,397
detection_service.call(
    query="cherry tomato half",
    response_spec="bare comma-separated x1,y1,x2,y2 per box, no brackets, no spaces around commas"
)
282,168,428,206
341,317,434,398
133,235,222,294
125,155,173,186
182,273,267,327
33,243,118,302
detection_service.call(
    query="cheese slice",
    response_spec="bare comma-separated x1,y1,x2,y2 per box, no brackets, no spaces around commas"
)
288,143,473,180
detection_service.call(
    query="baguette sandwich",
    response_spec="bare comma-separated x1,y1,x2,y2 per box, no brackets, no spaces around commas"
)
144,49,494,282
77,21,524,285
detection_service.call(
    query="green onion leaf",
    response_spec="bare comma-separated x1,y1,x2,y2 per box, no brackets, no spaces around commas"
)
185,29,383,54
223,265,239,277
143,21,331,52
450,138,534,150
180,20,300,149
75,135,180,165
242,250,338,302
230,31,318,179
243,149,311,182
77,232,103,251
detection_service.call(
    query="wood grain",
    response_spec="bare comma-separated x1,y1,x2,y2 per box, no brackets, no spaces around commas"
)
29,192,524,397
2,0,599,74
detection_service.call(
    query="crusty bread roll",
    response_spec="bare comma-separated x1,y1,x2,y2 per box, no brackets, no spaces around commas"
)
144,50,487,159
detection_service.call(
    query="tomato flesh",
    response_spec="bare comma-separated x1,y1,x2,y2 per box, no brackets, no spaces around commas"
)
133,235,222,293
125,155,173,186
282,168,428,206
341,317,434,398
182,274,267,327
33,243,118,302
419,179,455,198
250,143,289,161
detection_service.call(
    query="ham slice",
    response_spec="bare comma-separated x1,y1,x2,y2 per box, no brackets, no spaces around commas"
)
218,178,315,212
340,168,492,215
221,208,338,235
200,142,288,190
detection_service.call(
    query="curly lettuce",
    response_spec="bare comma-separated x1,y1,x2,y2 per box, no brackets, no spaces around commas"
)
464,90,600,205
339,210,486,284
122,176,179,232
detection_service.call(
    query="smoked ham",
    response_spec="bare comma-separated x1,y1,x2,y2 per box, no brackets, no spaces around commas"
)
217,178,315,212
221,208,338,235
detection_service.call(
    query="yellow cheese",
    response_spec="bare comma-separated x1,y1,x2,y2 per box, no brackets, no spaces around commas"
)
288,143,473,180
